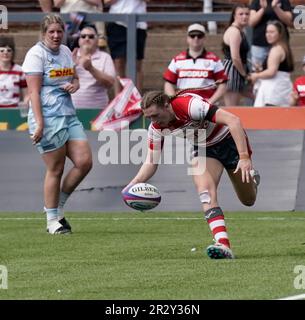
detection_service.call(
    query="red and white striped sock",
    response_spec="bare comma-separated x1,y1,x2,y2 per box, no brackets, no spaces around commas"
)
204,207,230,248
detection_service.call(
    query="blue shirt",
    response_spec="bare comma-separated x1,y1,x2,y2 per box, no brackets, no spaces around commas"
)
22,42,76,117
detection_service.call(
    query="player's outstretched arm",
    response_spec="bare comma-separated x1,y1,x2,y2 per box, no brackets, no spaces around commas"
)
214,108,252,183
129,148,160,186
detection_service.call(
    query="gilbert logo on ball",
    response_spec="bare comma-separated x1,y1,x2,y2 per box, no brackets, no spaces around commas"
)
122,183,161,211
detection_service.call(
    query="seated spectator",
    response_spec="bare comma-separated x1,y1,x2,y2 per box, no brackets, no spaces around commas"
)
163,23,227,105
249,20,294,107
0,36,28,108
290,56,305,106
222,4,250,106
249,0,293,71
105,0,148,94
71,24,116,109
53,0,106,50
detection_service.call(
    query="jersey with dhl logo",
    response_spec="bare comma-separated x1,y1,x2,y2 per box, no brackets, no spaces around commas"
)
49,68,74,78
23,42,76,117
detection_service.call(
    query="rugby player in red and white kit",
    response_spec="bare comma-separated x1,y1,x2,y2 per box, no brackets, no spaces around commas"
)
163,23,228,105
124,90,260,259
290,56,305,107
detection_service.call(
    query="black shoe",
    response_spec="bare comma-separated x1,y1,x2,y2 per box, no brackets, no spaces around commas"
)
58,217,72,232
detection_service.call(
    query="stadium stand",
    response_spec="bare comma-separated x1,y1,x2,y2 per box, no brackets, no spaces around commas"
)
3,0,304,92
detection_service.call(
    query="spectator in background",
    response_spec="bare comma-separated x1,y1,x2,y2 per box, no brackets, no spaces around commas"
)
249,0,293,71
71,24,116,109
38,0,53,12
105,0,149,94
0,36,28,108
222,4,250,106
163,23,227,105
290,56,305,107
249,20,294,107
53,0,106,50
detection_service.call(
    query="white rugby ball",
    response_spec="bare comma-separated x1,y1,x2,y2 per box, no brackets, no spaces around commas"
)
122,183,161,211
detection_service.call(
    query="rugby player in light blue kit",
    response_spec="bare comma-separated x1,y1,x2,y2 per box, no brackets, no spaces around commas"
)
23,14,92,234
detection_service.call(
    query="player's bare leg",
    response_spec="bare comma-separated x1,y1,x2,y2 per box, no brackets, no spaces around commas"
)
192,157,234,259
227,168,259,206
42,145,70,234
61,140,92,194
59,140,92,231
113,58,125,95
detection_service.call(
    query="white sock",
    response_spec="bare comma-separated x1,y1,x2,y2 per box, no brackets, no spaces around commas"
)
44,207,58,225
58,191,71,219
57,207,64,221
59,191,70,208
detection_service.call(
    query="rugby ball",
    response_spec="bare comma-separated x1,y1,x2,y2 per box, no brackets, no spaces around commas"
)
122,183,161,211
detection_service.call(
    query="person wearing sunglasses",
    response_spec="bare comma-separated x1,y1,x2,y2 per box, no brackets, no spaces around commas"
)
163,23,228,105
0,36,28,108
71,24,116,110
22,14,93,234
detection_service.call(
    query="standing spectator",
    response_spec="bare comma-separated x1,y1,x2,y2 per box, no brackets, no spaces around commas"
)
0,36,28,108
290,55,305,106
71,24,116,109
105,0,148,94
249,20,294,107
22,14,92,234
53,0,106,50
222,4,250,106
38,0,53,12
163,23,228,105
249,0,293,70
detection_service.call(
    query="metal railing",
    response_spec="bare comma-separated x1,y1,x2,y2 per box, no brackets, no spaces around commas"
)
7,12,231,84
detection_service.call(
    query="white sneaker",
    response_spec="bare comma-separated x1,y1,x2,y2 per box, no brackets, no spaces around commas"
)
47,220,71,235
250,169,260,187
206,242,235,259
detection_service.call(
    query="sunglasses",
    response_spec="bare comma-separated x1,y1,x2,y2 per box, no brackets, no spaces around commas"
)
189,34,204,39
0,47,13,53
80,34,96,39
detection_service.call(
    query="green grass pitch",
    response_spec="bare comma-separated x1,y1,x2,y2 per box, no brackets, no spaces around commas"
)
0,211,305,300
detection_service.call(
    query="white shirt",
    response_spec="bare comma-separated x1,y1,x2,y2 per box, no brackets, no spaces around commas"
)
59,0,100,13
109,0,147,30
0,64,27,108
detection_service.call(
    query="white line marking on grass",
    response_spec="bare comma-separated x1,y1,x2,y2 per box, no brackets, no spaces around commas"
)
277,293,305,300
0,216,305,221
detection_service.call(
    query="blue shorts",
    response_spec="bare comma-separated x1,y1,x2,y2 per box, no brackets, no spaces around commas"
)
28,115,87,154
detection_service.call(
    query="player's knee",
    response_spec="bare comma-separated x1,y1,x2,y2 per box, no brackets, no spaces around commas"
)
199,189,211,204
76,154,93,173
241,195,256,207
47,162,65,177
82,157,93,173
198,189,218,208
